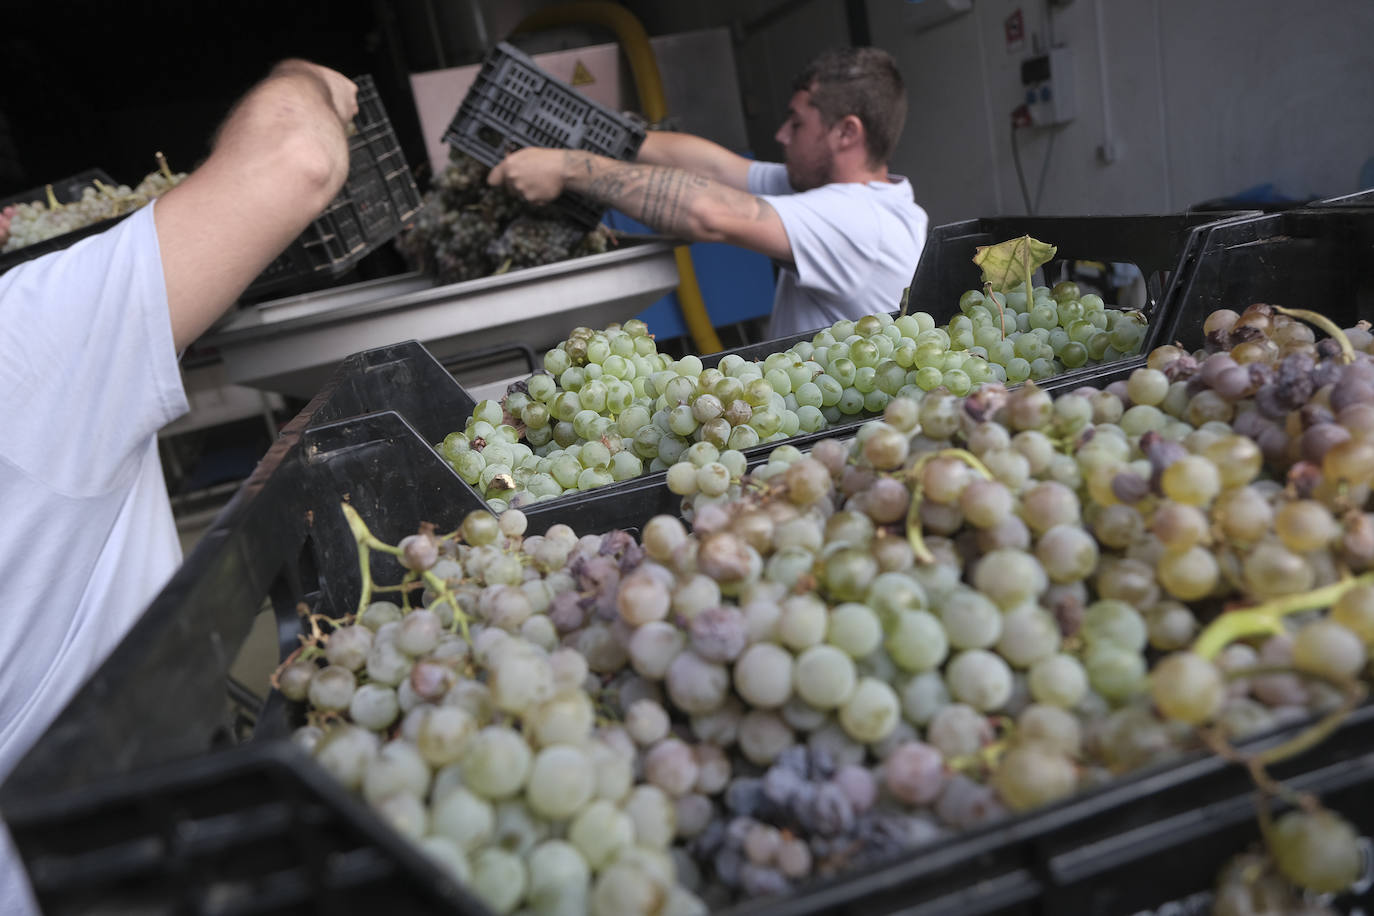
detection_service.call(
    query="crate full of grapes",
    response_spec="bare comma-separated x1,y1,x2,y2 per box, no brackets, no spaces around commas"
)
302,214,1253,520
6,293,1374,913
0,164,184,277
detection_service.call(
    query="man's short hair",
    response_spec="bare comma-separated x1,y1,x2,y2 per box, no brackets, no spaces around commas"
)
793,47,906,166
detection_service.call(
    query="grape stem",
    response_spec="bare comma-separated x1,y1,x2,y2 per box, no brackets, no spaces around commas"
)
947,715,1014,775
1196,726,1312,811
44,184,60,210
155,151,173,182
1272,305,1355,364
341,503,472,642
1201,662,1364,792
1190,570,1374,660
982,282,1008,338
1196,663,1366,874
905,448,994,563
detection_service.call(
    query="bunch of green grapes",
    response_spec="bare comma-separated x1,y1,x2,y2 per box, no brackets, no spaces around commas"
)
1,160,188,253
439,313,1003,510
941,280,1148,385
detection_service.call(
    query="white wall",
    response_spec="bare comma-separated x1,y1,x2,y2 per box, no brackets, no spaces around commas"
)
867,0,1374,224
629,0,850,158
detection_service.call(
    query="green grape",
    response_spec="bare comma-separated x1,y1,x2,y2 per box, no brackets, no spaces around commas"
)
744,378,774,407
577,380,608,412
836,388,865,414
1149,652,1224,725
942,368,972,396
712,376,744,404
1059,341,1088,368
829,357,858,387
1029,304,1058,330
989,340,1016,365
544,348,571,375
1270,809,1363,894
875,361,907,395
854,366,878,394
764,367,793,396
915,367,943,391
795,381,824,408
560,366,588,392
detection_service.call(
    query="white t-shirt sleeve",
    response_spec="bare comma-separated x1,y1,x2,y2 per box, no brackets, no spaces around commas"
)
0,204,187,496
761,185,883,301
747,161,794,196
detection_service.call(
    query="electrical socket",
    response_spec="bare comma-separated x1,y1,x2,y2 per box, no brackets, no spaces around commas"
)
1021,47,1075,127
1097,139,1123,164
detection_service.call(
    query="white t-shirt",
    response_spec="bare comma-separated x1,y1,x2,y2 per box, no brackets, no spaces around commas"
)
748,161,928,339
0,204,187,914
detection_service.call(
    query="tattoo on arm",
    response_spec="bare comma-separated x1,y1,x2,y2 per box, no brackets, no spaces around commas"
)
571,156,752,239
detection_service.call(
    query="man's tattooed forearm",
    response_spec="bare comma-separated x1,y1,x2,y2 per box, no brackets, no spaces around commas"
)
641,169,710,233
586,165,644,202
573,159,717,235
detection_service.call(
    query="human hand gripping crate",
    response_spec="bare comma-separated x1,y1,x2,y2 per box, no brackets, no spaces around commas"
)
244,74,424,299
442,42,646,229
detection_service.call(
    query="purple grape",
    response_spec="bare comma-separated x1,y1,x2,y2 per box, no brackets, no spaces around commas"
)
762,766,808,810
689,606,748,662
725,777,765,817
934,774,1009,830
801,781,855,836
713,845,744,886
884,741,947,806
774,745,810,777
739,863,792,896
832,765,878,813
1254,385,1288,420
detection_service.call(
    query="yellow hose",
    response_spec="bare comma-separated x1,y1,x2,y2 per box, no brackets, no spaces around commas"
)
514,2,725,354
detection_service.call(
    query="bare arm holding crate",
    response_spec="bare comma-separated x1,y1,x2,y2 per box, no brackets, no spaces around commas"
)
488,147,794,264
634,131,754,190
154,59,357,350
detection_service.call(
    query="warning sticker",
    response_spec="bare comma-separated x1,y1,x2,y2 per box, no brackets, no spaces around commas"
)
571,60,595,86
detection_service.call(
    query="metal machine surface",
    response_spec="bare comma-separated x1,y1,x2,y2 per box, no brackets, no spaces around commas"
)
203,240,678,398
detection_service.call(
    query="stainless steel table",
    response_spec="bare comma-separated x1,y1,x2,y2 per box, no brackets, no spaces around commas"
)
202,241,680,399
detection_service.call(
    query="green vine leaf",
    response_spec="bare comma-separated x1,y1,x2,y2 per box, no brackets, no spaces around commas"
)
973,235,1058,298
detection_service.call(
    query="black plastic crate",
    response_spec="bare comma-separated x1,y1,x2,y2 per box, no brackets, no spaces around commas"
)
1160,207,1374,351
298,338,891,521
442,41,646,229
297,328,1157,526
5,378,1374,913
245,75,424,299
0,168,129,277
307,340,478,442
1313,188,1374,207
699,212,1252,371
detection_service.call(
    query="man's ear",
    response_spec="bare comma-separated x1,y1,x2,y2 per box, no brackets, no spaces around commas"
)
833,114,865,151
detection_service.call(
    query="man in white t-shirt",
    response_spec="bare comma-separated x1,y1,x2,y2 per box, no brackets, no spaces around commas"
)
0,59,358,916
487,46,928,340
